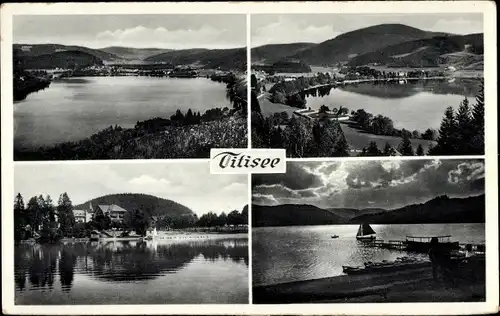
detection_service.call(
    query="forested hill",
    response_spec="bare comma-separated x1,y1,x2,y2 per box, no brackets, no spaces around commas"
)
13,43,120,62
350,194,485,224
74,193,194,218
144,47,247,70
253,194,485,227
251,43,316,64
348,33,484,67
287,24,448,65
252,204,347,227
16,50,105,69
99,46,175,61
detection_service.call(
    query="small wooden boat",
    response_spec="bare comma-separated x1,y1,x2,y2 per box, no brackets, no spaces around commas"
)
342,265,364,274
356,224,376,241
331,235,339,239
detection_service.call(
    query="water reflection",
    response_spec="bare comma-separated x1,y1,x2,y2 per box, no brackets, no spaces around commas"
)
299,78,481,101
15,238,248,292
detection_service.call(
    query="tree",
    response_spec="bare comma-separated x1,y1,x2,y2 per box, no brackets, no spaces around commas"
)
430,106,459,154
319,104,330,114
57,193,75,238
398,133,414,156
283,117,313,157
370,115,394,135
470,81,485,154
365,141,382,156
185,109,194,125
422,128,438,141
455,98,473,153
226,75,247,113
227,210,243,226
26,196,42,236
383,142,397,156
130,209,149,236
14,193,27,240
416,144,425,156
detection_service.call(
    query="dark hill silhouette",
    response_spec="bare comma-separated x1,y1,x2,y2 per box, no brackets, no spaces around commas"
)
145,47,246,70
99,46,175,61
252,204,347,227
350,194,485,224
13,43,120,62
251,43,316,64
17,50,104,69
348,33,483,67
253,194,484,227
288,24,448,65
74,193,193,218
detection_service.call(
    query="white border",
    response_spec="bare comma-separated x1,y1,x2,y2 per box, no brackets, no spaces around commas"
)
2,2,498,315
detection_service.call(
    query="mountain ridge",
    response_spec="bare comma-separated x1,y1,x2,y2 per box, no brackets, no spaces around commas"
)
252,194,485,227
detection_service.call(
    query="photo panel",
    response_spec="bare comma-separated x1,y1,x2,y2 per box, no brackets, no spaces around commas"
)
252,159,486,303
250,14,485,158
13,161,249,304
13,14,248,161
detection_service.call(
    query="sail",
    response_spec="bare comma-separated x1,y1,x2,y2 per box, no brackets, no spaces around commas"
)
357,224,376,236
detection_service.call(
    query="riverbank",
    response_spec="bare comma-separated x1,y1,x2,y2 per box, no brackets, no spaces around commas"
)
253,258,485,303
14,113,247,160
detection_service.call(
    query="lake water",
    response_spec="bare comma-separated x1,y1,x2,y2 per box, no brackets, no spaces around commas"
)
303,79,480,131
253,224,485,286
15,235,248,304
14,77,230,149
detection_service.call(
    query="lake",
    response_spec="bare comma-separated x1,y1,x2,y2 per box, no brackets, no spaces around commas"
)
253,224,485,286
262,79,481,132
15,235,248,304
14,77,230,149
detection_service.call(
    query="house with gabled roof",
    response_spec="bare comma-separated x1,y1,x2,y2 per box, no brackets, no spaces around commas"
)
95,204,128,223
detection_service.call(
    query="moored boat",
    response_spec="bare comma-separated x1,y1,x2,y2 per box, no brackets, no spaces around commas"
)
331,235,339,239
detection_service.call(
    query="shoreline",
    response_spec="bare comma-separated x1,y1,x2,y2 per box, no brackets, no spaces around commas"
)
16,231,248,245
254,259,485,303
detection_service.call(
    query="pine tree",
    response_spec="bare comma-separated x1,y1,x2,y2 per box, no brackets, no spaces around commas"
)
431,106,458,154
471,81,485,154
14,193,26,240
416,144,425,156
57,193,75,238
398,134,414,156
455,98,473,153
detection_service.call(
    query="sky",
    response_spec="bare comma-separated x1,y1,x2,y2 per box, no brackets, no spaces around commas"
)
14,162,248,216
13,14,246,49
251,13,483,47
252,159,485,210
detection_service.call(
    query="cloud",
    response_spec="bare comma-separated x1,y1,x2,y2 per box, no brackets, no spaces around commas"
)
432,18,483,34
253,162,323,190
129,175,171,187
252,16,340,46
252,159,485,210
448,162,485,184
95,24,239,49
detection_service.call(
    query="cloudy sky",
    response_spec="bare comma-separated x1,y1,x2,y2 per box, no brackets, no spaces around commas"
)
251,13,483,47
15,162,248,216
14,14,246,49
253,159,485,210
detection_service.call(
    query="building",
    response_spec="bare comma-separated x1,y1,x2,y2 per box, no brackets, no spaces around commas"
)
72,202,94,223
95,204,128,223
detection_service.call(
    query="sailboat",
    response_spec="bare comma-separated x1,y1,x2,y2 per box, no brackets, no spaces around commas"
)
356,224,376,241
